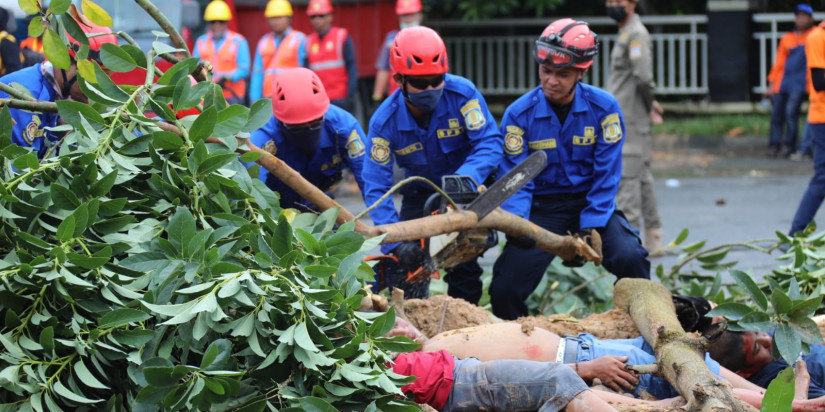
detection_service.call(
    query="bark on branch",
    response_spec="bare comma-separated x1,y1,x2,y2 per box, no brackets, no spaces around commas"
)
614,279,755,412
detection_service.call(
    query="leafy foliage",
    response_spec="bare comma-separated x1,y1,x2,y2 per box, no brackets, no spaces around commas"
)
0,1,419,410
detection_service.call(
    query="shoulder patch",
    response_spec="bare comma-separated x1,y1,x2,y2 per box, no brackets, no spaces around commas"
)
24,115,44,145
629,39,643,59
504,126,524,155
345,130,365,158
601,113,623,143
460,99,487,131
370,137,391,165
263,140,278,156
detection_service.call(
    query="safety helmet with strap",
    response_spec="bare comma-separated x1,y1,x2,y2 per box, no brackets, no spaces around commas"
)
395,0,422,15
390,26,448,76
265,0,293,18
534,18,598,70
204,0,233,22
307,0,333,16
272,68,329,125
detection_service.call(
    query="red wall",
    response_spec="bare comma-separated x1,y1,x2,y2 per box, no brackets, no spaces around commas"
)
236,2,397,78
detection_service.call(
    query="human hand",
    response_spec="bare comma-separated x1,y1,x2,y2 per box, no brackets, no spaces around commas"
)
650,100,664,124
392,241,434,277
386,316,425,343
580,356,639,392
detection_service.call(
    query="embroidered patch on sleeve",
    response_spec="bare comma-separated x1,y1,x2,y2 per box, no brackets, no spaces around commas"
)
629,39,643,59
345,130,365,158
370,137,391,165
460,99,487,131
504,125,525,155
601,113,623,143
263,140,278,156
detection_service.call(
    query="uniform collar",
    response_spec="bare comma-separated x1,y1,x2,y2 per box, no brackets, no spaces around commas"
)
620,13,641,32
275,27,293,40
535,83,587,118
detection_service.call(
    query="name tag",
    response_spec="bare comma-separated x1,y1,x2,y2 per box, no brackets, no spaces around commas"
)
528,139,557,150
395,142,423,156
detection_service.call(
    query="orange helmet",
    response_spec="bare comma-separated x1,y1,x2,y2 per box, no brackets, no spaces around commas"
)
534,18,598,70
390,26,448,76
395,0,422,15
307,0,333,16
66,15,118,63
272,68,330,124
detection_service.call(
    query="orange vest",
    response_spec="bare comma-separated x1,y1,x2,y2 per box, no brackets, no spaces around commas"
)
196,31,247,100
21,37,43,53
258,31,303,99
308,27,349,101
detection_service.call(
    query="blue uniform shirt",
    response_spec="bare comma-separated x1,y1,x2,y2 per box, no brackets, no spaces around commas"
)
748,344,825,398
499,83,626,229
248,104,367,209
0,64,59,158
362,73,503,253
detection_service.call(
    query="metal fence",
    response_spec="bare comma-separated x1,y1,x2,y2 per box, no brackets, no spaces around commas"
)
434,13,823,98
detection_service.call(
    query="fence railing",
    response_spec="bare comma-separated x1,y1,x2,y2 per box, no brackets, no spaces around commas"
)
433,13,823,98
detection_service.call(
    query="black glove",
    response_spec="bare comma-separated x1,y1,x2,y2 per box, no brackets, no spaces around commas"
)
562,255,586,268
392,241,433,274
506,234,536,250
672,295,713,333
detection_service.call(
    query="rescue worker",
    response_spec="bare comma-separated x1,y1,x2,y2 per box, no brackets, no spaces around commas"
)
790,17,825,235
767,3,816,158
0,11,116,158
306,0,358,113
0,8,21,75
193,0,250,105
371,0,423,106
491,19,650,320
606,0,665,255
362,26,503,301
250,0,307,103
248,68,367,210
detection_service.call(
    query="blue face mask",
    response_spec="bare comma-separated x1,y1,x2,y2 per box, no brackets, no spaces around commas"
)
406,88,443,113
399,21,420,29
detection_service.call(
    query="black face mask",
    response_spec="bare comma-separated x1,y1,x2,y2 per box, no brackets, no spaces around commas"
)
607,6,627,22
279,122,323,156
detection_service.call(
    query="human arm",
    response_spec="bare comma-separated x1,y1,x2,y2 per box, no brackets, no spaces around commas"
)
1,39,21,74
297,35,308,68
768,33,793,95
232,37,251,81
579,106,625,230
339,114,368,196
343,34,358,101
361,121,401,253
572,355,639,392
498,108,534,219
249,40,264,102
451,89,504,188
244,117,279,183
627,31,655,115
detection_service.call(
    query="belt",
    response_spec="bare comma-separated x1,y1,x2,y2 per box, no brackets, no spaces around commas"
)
556,337,581,364
534,191,588,201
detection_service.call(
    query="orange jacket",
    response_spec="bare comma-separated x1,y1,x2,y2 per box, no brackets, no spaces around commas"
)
769,26,814,94
308,27,349,101
807,23,825,123
20,37,42,53
195,31,249,100
257,31,304,99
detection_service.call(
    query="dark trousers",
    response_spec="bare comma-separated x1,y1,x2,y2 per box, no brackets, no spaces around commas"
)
770,91,806,149
791,123,825,234
490,196,650,320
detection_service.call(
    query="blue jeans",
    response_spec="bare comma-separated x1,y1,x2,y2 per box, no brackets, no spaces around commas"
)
575,333,721,399
799,122,814,156
770,91,806,149
791,123,825,234
444,357,589,412
491,196,650,320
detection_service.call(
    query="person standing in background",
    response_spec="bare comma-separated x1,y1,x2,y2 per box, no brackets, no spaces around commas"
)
193,0,250,105
306,0,358,113
250,0,307,103
370,0,423,108
0,8,21,75
767,4,816,158
607,0,665,256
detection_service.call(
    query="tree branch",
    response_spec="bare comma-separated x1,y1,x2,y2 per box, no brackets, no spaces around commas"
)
0,98,57,112
0,83,35,101
132,0,190,58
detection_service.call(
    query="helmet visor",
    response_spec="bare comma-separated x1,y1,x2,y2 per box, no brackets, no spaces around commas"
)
533,40,579,69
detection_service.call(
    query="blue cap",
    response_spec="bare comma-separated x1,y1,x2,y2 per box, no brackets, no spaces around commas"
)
796,3,814,16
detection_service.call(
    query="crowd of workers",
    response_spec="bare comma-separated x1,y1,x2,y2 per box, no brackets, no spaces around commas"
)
2,0,825,410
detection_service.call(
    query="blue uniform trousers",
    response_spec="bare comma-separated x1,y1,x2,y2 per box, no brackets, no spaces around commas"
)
791,123,825,234
770,91,806,149
491,195,650,320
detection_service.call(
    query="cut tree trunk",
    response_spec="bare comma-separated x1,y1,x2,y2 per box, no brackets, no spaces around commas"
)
614,279,755,412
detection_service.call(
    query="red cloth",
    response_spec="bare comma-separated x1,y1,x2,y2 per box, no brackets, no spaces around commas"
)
392,350,455,410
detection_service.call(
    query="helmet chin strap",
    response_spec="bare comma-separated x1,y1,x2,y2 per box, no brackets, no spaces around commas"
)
60,67,77,100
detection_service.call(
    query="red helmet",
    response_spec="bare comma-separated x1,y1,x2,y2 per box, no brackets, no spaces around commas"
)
307,0,333,16
66,14,118,63
272,68,330,125
390,26,448,76
395,0,422,15
534,18,598,70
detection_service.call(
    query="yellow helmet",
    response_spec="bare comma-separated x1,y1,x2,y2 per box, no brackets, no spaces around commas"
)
265,0,293,17
204,0,232,21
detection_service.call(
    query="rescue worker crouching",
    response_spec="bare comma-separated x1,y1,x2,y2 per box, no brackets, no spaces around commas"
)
0,10,117,159
194,0,250,105
362,26,503,301
250,0,307,103
246,67,367,211
491,19,650,320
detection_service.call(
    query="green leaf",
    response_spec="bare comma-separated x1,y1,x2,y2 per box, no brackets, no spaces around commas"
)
681,240,706,253
99,43,137,72
81,0,113,26
774,323,802,365
730,270,769,311
790,296,823,318
28,16,45,37
56,100,106,128
43,28,70,70
51,183,81,209
739,311,774,333
295,228,321,255
143,366,179,388
49,0,71,15
189,106,217,143
771,289,793,315
18,0,39,14
374,336,422,353
789,316,824,344
298,397,338,412
294,322,319,353
230,313,255,337
39,326,54,351
243,99,273,132
369,307,396,338
67,253,109,270
98,308,151,329
760,366,795,412
74,360,108,390
12,152,38,170
151,131,184,151
214,105,249,137
200,341,220,369
166,206,196,252
706,302,752,319
56,214,76,243
197,153,238,177
91,169,118,197
52,379,102,403
669,228,688,246
303,265,337,279
240,151,261,163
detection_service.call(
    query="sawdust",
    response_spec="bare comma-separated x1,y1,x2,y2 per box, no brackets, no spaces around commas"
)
403,295,496,338
516,309,640,340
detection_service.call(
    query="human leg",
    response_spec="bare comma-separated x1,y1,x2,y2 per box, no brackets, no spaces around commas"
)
616,156,643,230
600,212,651,279
443,357,593,412
769,93,790,155
797,122,814,157
422,322,561,361
790,123,825,234
783,91,807,153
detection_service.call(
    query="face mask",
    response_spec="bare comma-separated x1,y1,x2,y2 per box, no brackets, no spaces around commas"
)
406,88,443,113
399,20,420,29
279,122,323,156
607,6,627,22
